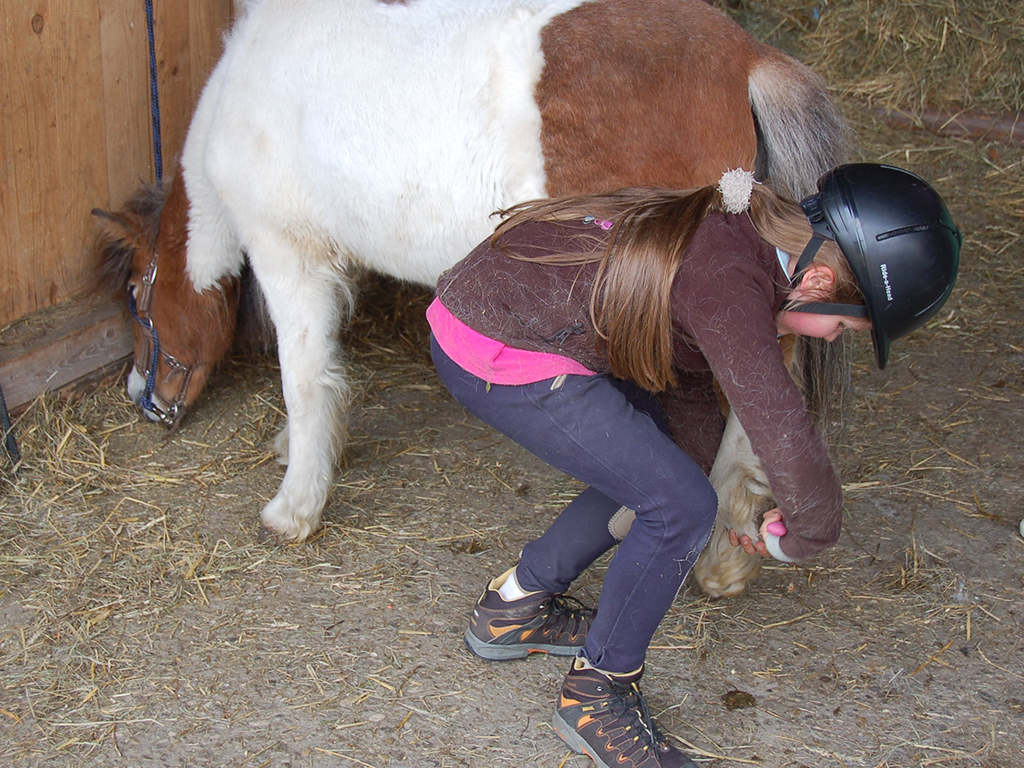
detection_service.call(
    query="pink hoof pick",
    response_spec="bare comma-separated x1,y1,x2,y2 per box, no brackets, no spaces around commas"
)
766,521,787,537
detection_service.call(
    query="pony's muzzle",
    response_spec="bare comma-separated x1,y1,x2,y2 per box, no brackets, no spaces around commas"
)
126,367,178,427
126,368,149,407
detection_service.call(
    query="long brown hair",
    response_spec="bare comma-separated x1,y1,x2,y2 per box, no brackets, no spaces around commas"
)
746,188,863,306
492,184,862,392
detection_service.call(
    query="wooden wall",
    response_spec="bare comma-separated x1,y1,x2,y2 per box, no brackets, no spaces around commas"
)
0,0,234,329
0,0,234,413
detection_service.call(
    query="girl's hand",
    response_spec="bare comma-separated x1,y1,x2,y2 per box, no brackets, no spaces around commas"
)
728,508,785,558
728,526,769,557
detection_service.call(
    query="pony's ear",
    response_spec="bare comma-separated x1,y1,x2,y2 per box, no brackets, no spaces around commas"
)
93,208,150,294
92,208,148,250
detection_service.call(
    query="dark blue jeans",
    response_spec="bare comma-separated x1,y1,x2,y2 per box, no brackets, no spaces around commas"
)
432,336,717,673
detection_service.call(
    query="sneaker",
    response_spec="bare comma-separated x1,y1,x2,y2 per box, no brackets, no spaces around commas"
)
552,659,697,768
464,570,594,661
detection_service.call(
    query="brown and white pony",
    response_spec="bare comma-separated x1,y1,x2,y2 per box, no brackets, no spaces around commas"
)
95,0,847,596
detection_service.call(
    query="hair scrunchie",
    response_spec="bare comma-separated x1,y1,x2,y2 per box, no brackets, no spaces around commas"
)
717,168,757,214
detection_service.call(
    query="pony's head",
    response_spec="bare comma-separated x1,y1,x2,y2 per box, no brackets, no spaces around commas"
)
94,173,240,429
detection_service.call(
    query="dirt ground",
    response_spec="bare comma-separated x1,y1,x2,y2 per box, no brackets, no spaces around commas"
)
2,80,1024,768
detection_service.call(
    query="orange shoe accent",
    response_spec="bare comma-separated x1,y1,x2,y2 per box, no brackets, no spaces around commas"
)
486,623,521,639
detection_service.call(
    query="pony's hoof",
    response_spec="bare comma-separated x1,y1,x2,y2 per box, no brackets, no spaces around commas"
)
259,492,320,543
257,525,285,545
697,576,754,598
694,554,762,598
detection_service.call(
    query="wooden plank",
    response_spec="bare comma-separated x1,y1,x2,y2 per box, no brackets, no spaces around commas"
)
0,0,233,410
0,0,107,326
189,0,232,97
0,0,234,330
154,0,196,176
0,6,20,323
0,4,48,326
0,293,132,413
98,1,150,208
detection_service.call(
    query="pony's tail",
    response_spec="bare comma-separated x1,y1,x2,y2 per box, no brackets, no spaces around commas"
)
748,49,850,200
748,50,851,430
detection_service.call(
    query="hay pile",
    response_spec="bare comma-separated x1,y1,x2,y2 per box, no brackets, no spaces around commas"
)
715,0,1024,115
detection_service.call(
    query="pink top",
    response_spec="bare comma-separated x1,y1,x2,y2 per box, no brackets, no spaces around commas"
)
427,297,597,384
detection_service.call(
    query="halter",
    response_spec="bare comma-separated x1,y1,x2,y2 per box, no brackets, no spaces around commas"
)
127,252,197,430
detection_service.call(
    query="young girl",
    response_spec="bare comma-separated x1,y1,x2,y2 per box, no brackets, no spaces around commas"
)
427,164,960,768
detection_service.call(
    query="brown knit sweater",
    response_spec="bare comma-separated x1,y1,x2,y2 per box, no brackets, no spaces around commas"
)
436,212,843,561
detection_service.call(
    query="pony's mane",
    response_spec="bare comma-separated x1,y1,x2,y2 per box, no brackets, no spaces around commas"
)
95,182,169,295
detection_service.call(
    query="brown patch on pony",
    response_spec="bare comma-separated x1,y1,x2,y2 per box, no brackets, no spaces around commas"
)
146,174,240,408
537,0,759,196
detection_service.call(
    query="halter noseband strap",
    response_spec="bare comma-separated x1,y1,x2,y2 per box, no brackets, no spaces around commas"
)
128,251,196,430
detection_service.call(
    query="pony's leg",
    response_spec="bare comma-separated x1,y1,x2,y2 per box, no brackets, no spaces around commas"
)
692,410,767,597
246,234,353,541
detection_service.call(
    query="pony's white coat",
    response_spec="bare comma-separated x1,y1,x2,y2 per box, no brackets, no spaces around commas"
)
184,0,581,291
181,0,586,540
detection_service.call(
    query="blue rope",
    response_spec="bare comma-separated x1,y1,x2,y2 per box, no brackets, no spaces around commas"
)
144,0,163,186
129,293,162,416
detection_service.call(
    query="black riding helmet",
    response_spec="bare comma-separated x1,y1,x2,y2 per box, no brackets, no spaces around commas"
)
789,163,962,369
